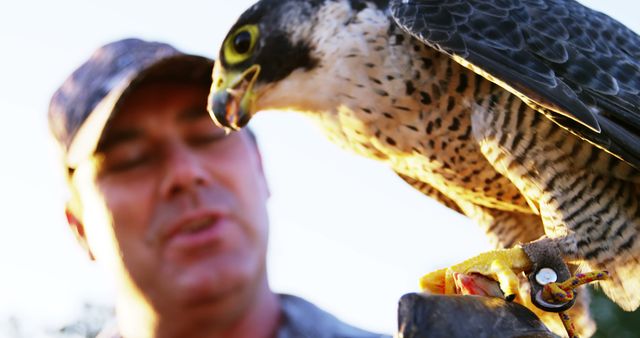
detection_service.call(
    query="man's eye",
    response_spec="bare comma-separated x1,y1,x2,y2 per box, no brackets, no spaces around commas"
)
100,147,154,173
190,133,227,146
109,156,152,172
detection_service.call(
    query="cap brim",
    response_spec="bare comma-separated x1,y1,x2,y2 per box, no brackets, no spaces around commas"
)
65,54,214,169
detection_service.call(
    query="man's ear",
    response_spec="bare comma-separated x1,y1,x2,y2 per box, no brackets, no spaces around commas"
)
64,205,95,261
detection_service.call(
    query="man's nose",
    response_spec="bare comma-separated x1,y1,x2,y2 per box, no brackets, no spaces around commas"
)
160,143,211,199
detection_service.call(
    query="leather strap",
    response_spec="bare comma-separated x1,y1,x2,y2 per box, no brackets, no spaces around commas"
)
522,238,576,312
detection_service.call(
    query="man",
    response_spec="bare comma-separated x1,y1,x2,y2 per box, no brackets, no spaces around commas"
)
48,38,389,338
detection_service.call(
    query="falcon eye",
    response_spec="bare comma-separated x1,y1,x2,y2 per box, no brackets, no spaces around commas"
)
223,24,259,65
233,31,252,54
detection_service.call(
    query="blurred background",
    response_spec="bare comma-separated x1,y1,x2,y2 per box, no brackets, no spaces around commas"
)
0,1,638,337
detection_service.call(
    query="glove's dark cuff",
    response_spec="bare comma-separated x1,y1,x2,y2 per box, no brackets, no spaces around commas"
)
398,293,559,338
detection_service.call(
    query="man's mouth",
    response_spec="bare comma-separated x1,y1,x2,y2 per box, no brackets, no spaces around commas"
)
164,213,228,251
181,215,218,233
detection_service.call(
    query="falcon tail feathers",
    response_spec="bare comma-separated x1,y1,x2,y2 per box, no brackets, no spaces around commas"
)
597,257,640,311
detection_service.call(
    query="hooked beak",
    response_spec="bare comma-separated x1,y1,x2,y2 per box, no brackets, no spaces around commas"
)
207,62,261,131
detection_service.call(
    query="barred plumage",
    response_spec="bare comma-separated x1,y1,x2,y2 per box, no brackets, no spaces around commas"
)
209,0,640,335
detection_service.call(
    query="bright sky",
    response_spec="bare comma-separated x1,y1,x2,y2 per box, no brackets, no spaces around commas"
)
0,1,638,336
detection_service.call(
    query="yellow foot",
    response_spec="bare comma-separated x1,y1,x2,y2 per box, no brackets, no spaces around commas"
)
420,247,532,300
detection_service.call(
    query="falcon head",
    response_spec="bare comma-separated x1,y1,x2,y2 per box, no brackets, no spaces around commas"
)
208,0,389,130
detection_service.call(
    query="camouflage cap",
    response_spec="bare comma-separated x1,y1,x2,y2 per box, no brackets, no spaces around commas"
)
48,38,214,169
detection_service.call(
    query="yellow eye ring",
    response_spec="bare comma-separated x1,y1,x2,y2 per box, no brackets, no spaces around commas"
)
223,24,259,65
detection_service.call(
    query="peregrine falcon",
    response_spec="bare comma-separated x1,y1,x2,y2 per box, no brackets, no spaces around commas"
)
208,0,640,332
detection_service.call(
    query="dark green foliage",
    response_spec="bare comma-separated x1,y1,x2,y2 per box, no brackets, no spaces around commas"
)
591,287,640,338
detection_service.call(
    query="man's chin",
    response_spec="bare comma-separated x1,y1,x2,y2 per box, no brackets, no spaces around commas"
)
163,256,257,305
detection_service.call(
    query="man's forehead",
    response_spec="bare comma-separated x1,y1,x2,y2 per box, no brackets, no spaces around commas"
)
95,83,213,153
97,107,214,147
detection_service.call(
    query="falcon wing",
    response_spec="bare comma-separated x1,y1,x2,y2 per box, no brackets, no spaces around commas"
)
390,0,640,168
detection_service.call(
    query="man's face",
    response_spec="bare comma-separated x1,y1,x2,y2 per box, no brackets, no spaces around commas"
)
68,81,270,312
